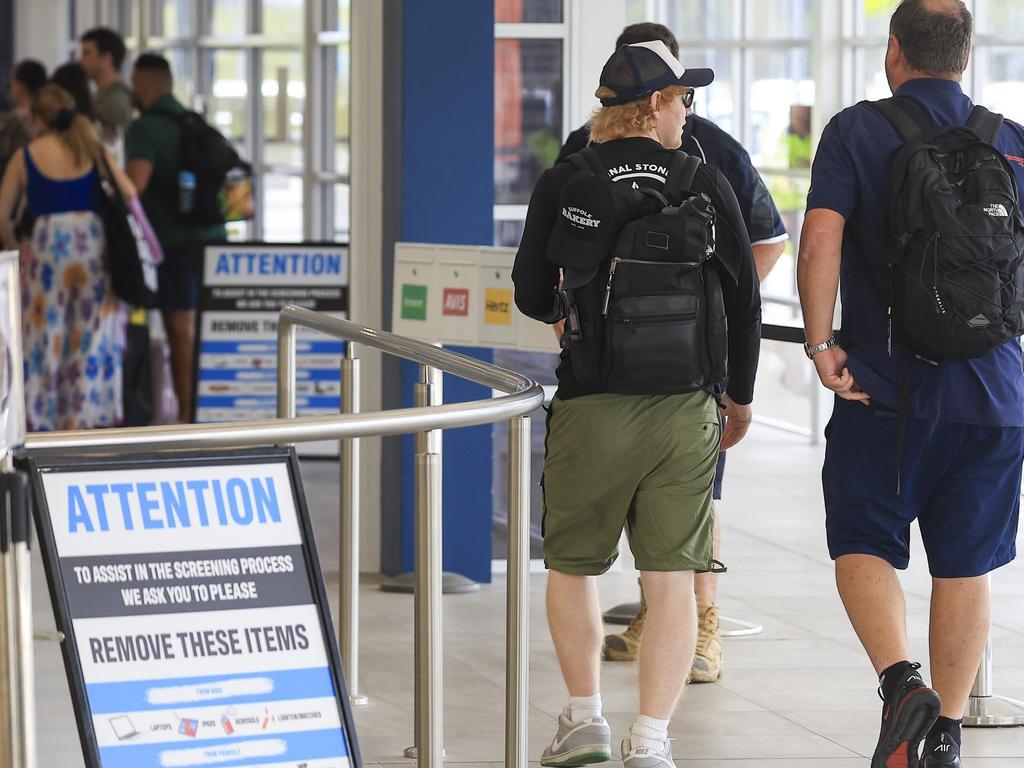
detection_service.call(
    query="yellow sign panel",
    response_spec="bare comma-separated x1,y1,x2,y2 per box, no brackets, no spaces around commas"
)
484,287,513,325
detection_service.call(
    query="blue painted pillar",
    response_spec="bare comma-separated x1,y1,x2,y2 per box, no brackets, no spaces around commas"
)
397,0,495,583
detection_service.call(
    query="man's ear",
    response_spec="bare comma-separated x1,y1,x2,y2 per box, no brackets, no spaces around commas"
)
962,44,972,72
885,34,901,69
649,91,661,113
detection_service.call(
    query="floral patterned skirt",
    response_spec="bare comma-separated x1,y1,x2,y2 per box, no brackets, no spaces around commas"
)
22,211,125,431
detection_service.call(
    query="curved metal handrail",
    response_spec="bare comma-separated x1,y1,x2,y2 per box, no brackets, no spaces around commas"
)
19,305,544,456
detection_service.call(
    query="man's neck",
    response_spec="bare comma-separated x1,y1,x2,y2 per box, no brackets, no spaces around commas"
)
95,70,121,91
891,70,961,92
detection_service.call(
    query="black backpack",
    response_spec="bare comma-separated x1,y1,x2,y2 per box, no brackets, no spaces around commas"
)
561,148,735,395
150,107,254,228
865,97,1024,360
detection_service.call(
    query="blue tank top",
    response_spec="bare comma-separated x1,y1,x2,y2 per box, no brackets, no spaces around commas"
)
24,146,98,218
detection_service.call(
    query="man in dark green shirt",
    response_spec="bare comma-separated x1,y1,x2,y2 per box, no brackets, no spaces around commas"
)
126,53,227,423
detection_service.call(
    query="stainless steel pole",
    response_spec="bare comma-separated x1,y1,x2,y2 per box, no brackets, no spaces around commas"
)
340,347,367,706
415,448,443,768
0,473,13,766
505,416,531,768
276,317,298,420
10,473,33,768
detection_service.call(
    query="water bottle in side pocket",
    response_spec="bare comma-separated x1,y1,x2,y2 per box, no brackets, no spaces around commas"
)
178,170,196,214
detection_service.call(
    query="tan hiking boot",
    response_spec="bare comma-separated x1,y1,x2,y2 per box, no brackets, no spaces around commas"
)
602,584,647,661
689,602,722,683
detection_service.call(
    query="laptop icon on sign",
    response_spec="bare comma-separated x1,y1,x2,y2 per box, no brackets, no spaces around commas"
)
109,716,139,741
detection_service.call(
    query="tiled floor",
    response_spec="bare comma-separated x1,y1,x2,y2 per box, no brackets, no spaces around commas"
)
31,423,1024,766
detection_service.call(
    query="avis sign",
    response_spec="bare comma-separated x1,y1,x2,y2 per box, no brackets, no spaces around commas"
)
442,288,469,317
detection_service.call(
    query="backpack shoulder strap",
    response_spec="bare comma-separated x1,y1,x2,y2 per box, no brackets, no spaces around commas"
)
569,147,608,177
866,96,932,142
663,152,701,203
966,105,1004,144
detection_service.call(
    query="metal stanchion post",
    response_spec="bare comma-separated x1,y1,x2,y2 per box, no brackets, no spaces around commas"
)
340,347,367,706
1,469,33,768
505,417,530,768
405,368,446,763
276,317,298,420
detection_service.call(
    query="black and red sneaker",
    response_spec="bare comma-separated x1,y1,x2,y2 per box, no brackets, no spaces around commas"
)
920,730,960,768
870,662,942,768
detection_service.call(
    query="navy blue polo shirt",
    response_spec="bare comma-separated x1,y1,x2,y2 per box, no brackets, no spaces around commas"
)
807,78,1024,427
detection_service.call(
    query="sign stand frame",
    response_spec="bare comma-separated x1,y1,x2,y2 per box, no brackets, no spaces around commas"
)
28,446,363,768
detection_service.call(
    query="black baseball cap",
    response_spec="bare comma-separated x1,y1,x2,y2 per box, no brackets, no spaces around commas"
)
547,173,647,289
599,40,714,106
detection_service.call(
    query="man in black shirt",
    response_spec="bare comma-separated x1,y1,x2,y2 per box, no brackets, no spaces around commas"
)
514,41,760,768
556,22,787,680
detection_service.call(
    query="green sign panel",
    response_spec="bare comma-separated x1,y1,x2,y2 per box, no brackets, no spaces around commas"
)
401,284,428,320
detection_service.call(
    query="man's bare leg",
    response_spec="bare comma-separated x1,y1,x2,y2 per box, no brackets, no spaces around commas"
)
162,308,196,423
836,553,909,674
637,570,696,719
547,570,603,697
929,575,990,718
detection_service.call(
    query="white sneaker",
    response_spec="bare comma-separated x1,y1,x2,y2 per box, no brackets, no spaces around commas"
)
621,736,676,768
539,709,611,766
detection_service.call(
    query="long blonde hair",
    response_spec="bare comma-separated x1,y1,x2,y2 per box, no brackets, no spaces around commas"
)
589,85,686,144
31,84,104,169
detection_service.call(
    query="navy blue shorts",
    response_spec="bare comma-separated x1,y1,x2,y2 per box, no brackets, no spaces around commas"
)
822,398,1023,578
157,240,204,311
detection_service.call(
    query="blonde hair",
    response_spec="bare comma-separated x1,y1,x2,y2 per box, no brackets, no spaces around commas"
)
31,84,104,169
589,85,686,144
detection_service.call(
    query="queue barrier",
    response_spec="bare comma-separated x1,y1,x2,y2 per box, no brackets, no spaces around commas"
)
0,304,544,768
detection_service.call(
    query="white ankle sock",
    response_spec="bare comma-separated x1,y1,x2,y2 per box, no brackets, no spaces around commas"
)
567,694,602,721
630,715,670,751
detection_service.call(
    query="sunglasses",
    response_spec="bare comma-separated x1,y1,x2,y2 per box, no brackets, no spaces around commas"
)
682,89,695,108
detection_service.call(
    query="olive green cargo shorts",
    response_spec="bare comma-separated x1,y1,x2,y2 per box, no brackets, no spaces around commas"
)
542,391,721,575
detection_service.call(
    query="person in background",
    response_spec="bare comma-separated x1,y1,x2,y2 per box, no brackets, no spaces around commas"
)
125,53,226,423
79,26,133,140
51,63,96,123
798,2,1024,766
562,22,787,684
0,84,136,430
0,60,47,176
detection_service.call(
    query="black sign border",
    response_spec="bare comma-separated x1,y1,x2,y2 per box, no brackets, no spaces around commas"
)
28,446,363,768
191,241,351,428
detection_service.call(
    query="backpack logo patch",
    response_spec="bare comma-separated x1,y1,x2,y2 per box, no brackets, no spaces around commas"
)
968,313,992,328
984,203,1009,217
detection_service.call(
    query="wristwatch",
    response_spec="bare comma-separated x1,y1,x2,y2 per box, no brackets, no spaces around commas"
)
804,336,837,359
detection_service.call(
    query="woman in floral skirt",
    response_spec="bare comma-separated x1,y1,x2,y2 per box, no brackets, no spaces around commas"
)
0,84,136,430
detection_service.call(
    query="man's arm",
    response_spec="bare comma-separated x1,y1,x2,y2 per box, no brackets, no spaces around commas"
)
753,241,786,282
125,159,153,195
797,209,869,403
512,169,565,323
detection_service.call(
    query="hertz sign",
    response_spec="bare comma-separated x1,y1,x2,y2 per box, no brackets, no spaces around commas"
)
484,288,513,326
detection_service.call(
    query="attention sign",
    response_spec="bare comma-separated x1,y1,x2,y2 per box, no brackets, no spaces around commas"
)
31,449,362,768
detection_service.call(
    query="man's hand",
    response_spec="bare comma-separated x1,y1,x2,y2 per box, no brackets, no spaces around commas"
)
719,393,752,450
812,344,870,404
552,318,565,344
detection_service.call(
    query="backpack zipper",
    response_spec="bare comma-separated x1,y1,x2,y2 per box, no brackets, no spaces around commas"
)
602,256,700,316
617,312,698,326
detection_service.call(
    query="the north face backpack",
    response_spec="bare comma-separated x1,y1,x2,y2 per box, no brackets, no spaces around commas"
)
561,148,736,395
866,96,1024,360
150,107,255,227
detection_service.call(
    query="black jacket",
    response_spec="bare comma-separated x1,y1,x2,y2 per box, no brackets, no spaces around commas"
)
512,136,761,404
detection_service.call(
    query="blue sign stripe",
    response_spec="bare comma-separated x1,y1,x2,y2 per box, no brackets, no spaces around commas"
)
87,667,339,714
200,341,344,354
199,369,340,382
98,728,349,768
197,396,340,409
